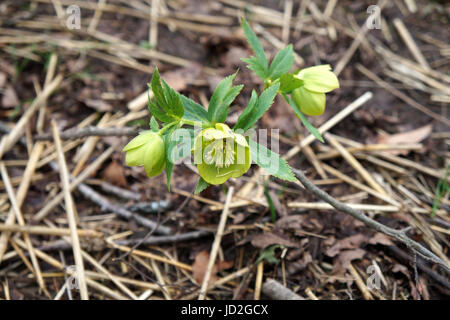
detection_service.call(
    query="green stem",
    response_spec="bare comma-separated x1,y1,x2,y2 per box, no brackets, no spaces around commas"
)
158,121,178,136
180,118,211,128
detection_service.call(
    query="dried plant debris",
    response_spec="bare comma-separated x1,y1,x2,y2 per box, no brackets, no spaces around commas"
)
0,0,449,300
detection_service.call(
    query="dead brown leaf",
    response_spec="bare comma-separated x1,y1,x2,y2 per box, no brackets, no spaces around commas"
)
2,85,19,108
326,234,368,257
192,250,234,285
287,252,312,275
368,233,394,246
334,248,366,275
276,215,305,230
102,161,128,187
376,124,432,155
251,231,299,249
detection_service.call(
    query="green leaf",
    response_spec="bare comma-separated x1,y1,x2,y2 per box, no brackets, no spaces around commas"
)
241,56,268,80
249,140,297,182
148,67,184,122
279,73,303,93
256,245,283,264
150,68,167,108
234,83,279,132
163,130,175,191
180,94,209,123
268,45,294,80
297,110,324,143
163,126,193,191
432,164,450,217
148,98,172,123
264,183,277,223
283,93,324,143
161,80,184,117
194,177,210,194
150,116,159,132
241,18,268,70
207,72,243,123
234,90,258,131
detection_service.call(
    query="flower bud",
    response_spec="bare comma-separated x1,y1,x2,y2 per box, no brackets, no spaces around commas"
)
292,65,339,116
193,123,251,185
122,131,165,177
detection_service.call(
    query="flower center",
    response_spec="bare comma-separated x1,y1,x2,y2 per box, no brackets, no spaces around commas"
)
204,139,235,169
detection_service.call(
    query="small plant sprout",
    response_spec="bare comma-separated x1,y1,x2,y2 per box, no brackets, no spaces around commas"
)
122,19,340,193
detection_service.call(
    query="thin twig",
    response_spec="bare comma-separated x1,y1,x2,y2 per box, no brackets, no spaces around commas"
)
35,126,140,141
114,230,211,246
262,278,305,300
76,182,172,235
386,246,450,290
292,168,450,275
198,187,234,300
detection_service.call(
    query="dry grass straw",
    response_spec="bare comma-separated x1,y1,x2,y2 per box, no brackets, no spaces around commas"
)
52,120,89,300
1,0,449,300
198,187,234,300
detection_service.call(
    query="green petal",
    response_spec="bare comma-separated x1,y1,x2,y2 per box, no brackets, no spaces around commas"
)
215,123,234,135
234,132,249,148
194,123,252,185
230,146,251,178
150,156,165,177
125,147,145,166
296,65,339,93
122,131,155,151
197,145,251,185
197,163,230,185
292,87,326,116
192,132,205,164
143,139,165,177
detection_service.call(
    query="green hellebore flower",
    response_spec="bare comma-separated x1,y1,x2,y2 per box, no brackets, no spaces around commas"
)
292,64,339,116
193,123,251,185
122,130,166,177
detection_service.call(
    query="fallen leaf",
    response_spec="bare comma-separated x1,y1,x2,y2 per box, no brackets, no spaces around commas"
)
102,161,128,187
2,85,19,108
276,215,305,230
251,231,298,249
192,250,233,284
326,234,367,257
368,233,393,246
334,248,366,275
287,252,312,275
376,124,432,155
